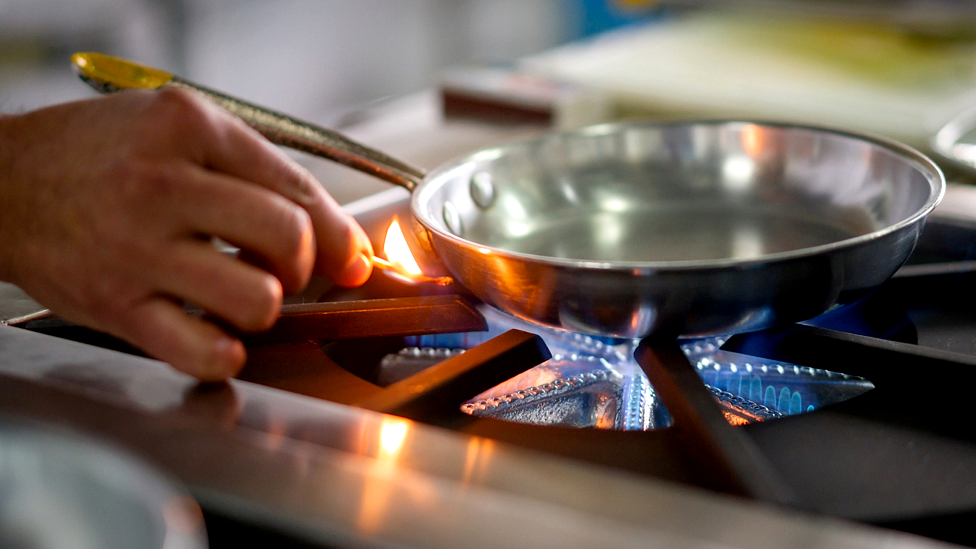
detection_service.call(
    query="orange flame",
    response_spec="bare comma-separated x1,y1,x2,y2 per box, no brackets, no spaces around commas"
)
372,218,453,286
384,218,422,275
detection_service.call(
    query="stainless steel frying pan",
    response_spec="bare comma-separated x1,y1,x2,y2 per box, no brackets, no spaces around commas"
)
74,53,945,340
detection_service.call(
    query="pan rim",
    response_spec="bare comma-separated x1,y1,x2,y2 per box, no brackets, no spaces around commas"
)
412,119,945,272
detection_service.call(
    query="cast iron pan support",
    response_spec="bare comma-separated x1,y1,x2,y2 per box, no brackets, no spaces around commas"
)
635,339,797,505
722,323,976,387
357,330,551,424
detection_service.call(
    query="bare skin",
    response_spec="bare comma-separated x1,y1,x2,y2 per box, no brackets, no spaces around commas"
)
0,89,373,381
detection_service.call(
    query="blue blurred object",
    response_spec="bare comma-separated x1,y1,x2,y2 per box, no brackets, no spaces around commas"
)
570,0,665,37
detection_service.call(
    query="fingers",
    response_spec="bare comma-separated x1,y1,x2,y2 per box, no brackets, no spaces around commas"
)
172,164,315,294
306,190,374,287
196,104,320,208
83,90,379,384
153,239,283,333
188,103,374,287
146,88,374,289
120,298,246,382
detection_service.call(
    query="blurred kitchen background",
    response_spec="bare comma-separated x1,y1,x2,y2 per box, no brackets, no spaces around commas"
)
4,0,976,202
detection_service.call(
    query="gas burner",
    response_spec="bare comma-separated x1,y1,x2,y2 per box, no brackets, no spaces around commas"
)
374,305,873,431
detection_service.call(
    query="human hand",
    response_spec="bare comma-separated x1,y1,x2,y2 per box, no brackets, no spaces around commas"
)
0,89,373,380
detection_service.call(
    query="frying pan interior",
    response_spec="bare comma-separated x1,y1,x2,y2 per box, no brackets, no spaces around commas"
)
419,122,932,265
414,121,943,338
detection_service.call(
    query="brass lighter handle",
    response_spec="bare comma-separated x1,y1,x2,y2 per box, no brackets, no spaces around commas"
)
71,52,426,191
